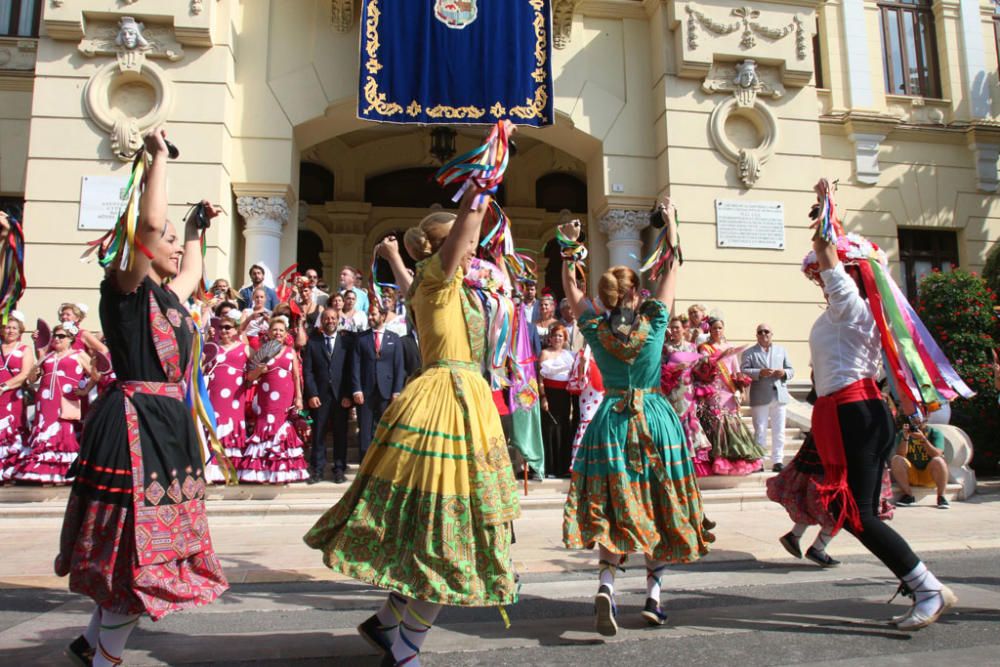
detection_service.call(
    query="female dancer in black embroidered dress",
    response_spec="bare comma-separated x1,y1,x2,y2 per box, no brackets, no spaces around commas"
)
57,128,228,667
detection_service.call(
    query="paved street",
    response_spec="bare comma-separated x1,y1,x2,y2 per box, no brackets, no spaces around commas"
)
0,489,998,665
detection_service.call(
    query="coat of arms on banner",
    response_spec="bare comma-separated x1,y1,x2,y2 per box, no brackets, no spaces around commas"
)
435,0,478,29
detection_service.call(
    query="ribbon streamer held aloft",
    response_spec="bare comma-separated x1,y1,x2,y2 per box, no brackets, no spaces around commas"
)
0,212,26,325
814,178,844,243
479,201,536,284
640,207,683,280
435,120,515,208
370,248,400,310
81,150,153,270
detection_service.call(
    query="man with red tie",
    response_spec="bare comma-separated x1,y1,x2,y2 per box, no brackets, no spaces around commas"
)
352,306,405,461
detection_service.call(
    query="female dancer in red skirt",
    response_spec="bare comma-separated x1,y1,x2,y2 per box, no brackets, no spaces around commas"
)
57,128,228,666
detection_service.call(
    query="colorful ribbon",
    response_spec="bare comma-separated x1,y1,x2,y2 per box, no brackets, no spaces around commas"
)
187,309,237,485
0,212,26,324
435,120,514,208
639,212,683,280
815,181,844,243
82,150,152,270
370,248,400,309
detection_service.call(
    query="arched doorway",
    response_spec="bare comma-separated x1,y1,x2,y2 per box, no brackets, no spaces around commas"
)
292,107,602,296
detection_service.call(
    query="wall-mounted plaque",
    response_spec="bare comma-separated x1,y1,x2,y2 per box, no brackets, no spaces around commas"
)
78,175,130,231
715,199,785,250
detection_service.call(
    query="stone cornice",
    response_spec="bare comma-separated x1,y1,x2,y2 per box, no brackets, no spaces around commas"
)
598,208,650,240
236,196,290,226
232,182,295,203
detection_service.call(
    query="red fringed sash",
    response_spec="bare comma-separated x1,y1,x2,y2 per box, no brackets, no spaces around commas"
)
811,377,880,535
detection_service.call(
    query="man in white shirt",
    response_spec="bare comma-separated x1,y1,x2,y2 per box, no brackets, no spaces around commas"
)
304,268,329,307
741,323,794,472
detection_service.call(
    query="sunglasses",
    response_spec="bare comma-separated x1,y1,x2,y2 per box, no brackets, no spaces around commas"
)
757,330,771,335
220,325,236,330
52,333,71,340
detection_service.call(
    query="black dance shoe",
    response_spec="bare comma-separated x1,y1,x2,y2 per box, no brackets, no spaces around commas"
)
332,469,347,484
805,546,840,568
779,532,802,559
641,597,669,626
594,584,618,636
357,614,394,655
702,516,717,530
65,635,94,667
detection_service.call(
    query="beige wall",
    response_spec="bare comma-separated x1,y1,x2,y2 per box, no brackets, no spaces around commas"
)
0,0,996,374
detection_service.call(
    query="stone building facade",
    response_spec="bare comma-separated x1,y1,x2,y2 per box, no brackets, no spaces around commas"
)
1,0,998,371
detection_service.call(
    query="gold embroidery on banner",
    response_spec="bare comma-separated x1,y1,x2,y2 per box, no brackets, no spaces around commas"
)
363,2,403,116
361,0,550,122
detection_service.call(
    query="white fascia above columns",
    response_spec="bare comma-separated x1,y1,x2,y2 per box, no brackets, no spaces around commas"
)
958,0,990,119
841,0,875,109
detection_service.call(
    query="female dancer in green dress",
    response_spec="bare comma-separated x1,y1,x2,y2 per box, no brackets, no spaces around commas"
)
561,200,710,635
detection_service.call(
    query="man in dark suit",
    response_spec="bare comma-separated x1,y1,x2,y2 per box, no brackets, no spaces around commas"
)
352,307,405,461
302,306,355,483
400,324,422,382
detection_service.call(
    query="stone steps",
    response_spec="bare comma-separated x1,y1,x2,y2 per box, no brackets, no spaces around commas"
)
0,474,966,518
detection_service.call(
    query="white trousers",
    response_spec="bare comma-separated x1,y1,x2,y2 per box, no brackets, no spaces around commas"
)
751,399,786,464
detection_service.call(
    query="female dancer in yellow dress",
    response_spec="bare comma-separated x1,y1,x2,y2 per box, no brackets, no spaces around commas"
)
304,187,520,667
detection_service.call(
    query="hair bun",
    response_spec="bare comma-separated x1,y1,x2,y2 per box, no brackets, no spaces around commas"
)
403,227,433,260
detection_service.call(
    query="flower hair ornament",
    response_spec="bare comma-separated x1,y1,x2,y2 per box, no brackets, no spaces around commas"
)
8,310,25,326
802,181,974,416
58,322,80,337
800,233,887,286
271,315,290,328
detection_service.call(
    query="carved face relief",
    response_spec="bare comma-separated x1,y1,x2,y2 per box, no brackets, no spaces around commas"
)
115,18,148,51
735,60,758,89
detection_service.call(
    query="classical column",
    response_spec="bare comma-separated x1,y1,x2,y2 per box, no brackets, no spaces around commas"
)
598,209,649,272
236,195,289,280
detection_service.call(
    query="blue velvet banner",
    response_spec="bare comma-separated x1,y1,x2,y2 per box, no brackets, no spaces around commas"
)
358,0,553,126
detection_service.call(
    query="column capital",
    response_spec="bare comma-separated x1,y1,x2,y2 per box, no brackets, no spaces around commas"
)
598,209,649,241
236,195,290,226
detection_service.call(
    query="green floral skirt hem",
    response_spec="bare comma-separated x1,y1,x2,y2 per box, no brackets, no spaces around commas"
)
563,471,710,564
304,474,518,607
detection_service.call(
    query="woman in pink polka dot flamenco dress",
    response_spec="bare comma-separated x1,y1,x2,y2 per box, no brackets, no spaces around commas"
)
204,312,250,482
238,316,309,484
12,322,93,484
0,312,35,482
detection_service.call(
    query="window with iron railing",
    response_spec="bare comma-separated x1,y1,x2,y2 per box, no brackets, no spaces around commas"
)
0,0,42,38
878,0,941,98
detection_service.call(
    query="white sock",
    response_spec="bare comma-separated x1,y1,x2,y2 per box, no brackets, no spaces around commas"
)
902,562,944,618
791,522,808,539
645,557,668,604
597,548,621,595
811,530,835,555
390,599,441,665
375,592,406,647
94,610,140,667
83,606,102,647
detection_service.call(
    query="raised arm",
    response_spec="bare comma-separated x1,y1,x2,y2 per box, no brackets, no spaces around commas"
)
112,130,169,294
651,198,680,313
439,186,490,281
169,200,221,303
375,236,413,294
558,220,589,319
